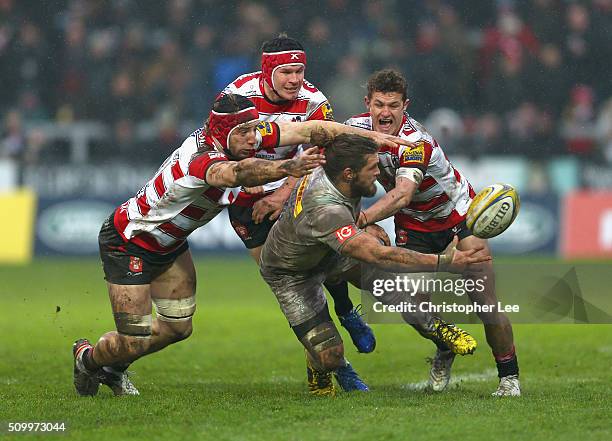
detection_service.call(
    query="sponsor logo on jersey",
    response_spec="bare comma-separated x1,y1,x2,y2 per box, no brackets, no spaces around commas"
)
293,175,310,217
129,256,143,274
257,122,273,136
335,225,358,243
321,102,334,121
401,142,425,164
207,151,226,160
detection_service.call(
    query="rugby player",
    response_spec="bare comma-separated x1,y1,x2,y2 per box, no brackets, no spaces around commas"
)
259,132,489,396
72,94,406,397
346,69,520,396
221,35,375,392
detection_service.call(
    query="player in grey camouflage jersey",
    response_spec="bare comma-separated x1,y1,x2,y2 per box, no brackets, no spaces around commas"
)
260,132,490,395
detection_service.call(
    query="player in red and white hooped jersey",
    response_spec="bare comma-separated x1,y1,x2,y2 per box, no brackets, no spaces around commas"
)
220,35,334,258
221,35,377,393
346,69,521,397
345,112,474,235
71,93,333,397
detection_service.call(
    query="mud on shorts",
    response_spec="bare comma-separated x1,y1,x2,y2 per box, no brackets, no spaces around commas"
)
395,220,473,254
98,213,189,285
260,253,358,331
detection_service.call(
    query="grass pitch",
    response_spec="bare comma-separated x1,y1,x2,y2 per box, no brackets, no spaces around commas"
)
1,257,611,440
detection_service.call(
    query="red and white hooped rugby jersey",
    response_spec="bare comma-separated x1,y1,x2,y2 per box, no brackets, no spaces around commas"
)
345,112,474,233
113,124,281,254
220,71,333,206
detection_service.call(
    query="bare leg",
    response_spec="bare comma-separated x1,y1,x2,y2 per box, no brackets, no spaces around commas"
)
458,236,515,356
91,250,197,367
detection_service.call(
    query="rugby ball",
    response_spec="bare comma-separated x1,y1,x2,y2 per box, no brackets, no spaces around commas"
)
466,184,520,239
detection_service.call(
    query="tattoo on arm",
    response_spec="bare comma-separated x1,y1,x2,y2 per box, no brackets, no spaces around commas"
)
234,158,283,187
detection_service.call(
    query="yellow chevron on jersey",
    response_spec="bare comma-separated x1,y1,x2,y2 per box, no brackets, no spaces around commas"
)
321,102,334,121
293,175,310,217
256,122,273,136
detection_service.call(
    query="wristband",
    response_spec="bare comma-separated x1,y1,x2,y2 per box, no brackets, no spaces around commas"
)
437,252,453,272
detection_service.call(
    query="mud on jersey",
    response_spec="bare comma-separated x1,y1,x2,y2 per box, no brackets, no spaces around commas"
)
221,71,333,205
114,124,281,254
260,167,363,273
344,112,474,232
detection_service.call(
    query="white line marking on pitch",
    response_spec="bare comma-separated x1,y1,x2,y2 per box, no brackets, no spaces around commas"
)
403,369,497,391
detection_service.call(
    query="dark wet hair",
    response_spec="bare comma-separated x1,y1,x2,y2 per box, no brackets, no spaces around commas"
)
261,34,304,53
312,130,379,180
366,69,408,101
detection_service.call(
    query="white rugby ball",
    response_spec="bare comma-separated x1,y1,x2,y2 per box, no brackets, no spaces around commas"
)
466,184,520,239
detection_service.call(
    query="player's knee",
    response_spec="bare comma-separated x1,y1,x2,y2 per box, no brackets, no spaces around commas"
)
299,321,343,371
153,296,196,343
164,320,193,343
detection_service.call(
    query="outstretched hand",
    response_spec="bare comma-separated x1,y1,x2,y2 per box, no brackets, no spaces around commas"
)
281,146,325,177
370,132,418,149
439,236,492,273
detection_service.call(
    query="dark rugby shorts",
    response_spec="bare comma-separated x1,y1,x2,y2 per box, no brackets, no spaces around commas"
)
98,213,189,285
395,220,473,254
228,204,276,249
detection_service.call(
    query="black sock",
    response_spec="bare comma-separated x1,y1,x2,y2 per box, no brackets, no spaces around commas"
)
324,281,353,317
495,346,519,378
83,348,100,371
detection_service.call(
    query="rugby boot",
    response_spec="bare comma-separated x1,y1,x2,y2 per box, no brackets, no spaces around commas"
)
72,339,100,396
424,317,477,355
334,361,369,392
98,366,140,396
492,375,521,397
306,358,336,397
427,348,455,392
339,304,376,353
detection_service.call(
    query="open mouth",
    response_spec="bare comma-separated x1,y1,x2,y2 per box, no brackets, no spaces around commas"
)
378,117,393,131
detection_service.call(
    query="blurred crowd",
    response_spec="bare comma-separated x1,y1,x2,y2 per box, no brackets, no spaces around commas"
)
1,0,612,163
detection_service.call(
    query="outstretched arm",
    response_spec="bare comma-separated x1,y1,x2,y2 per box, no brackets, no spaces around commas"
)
358,176,419,227
205,147,324,188
341,231,490,274
276,120,415,149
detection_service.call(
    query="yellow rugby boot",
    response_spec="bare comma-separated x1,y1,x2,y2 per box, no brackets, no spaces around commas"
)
427,317,477,355
306,358,336,397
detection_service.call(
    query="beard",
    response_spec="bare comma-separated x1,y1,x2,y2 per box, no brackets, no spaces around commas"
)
350,179,377,198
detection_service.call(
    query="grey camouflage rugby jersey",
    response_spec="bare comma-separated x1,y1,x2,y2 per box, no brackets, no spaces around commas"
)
260,167,364,273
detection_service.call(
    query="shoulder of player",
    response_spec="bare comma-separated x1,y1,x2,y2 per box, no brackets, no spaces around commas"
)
403,115,437,144
298,78,327,102
222,71,262,94
186,144,229,180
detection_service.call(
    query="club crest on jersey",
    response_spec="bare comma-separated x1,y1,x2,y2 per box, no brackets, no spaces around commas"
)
256,122,273,136
129,256,143,274
335,225,357,243
401,142,425,163
230,220,251,241
321,102,334,121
